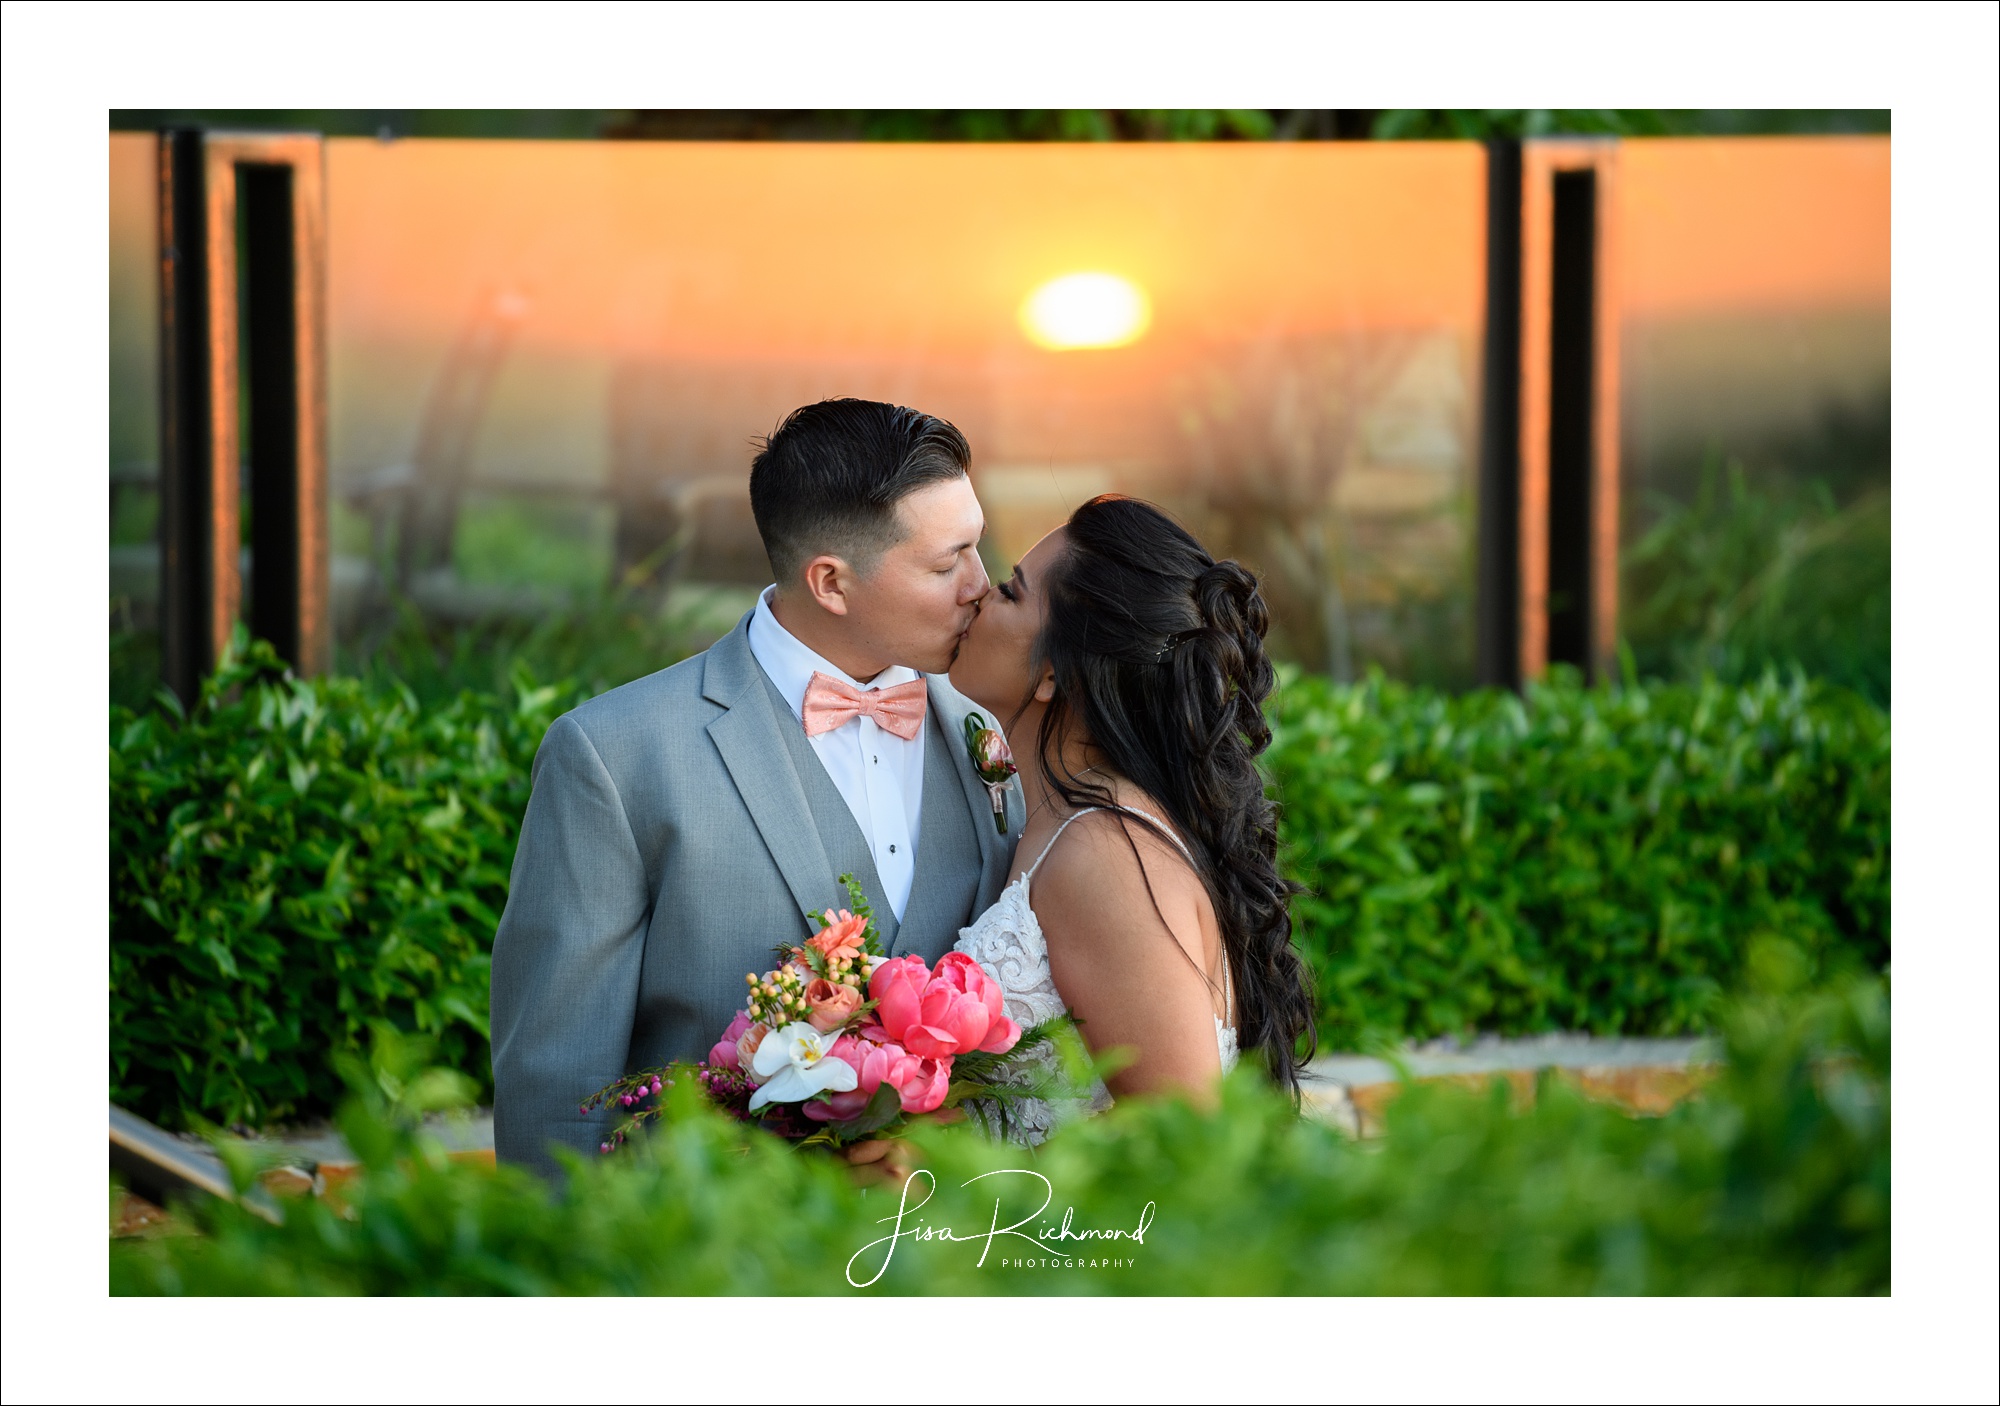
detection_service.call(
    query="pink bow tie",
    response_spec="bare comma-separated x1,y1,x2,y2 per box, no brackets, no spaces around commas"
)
801,672,928,741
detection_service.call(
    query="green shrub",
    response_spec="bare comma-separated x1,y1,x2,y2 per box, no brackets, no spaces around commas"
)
110,964,1888,1296
1267,667,1889,1045
333,585,721,708
112,635,1889,1128
110,628,584,1129
1623,454,1890,706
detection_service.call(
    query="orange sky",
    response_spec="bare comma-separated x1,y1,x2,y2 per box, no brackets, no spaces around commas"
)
323,139,1487,363
110,132,1892,494
1620,137,1889,317
112,131,1893,357
112,131,1893,368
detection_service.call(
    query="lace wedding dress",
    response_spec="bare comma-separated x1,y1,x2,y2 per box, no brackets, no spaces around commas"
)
951,805,1238,1146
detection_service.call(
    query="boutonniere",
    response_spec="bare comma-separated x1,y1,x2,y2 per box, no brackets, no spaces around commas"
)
961,712,1018,834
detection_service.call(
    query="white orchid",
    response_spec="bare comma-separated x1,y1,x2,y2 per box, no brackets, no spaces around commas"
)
747,1022,858,1110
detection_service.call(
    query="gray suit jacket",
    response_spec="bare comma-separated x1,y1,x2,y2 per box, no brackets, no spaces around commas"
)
490,613,1025,1175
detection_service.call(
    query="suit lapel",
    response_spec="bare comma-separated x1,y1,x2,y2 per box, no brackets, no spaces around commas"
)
894,713,973,955
759,668,897,946
926,676,1025,885
703,618,838,926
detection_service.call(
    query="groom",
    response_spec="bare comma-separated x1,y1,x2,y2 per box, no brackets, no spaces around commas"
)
491,398,1024,1175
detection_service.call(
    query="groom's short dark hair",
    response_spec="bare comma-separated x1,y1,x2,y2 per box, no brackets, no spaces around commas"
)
748,398,972,585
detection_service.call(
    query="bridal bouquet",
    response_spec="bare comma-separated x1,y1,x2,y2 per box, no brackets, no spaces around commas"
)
583,877,1038,1150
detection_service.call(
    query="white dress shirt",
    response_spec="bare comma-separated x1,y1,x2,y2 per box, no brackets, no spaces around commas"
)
746,586,925,920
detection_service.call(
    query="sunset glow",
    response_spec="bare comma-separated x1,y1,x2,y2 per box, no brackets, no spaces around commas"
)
1019,272,1152,350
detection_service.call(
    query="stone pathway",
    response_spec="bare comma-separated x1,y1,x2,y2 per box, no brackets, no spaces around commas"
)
1300,1035,1717,1136
272,1111,493,1166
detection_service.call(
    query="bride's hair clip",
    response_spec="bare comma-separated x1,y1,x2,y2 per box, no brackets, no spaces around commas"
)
1152,630,1194,663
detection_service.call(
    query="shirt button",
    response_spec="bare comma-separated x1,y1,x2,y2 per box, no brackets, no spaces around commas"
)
889,844,897,854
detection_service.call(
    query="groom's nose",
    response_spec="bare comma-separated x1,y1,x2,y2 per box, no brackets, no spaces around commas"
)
960,558,991,606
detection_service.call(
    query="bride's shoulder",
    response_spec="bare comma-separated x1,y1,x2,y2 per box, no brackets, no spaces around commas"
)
1032,798,1201,912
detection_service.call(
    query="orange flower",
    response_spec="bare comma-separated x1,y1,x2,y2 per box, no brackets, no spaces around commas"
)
807,910,869,964
804,976,864,1032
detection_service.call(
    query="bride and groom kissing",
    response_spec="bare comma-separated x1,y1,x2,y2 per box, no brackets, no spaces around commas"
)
490,397,1315,1175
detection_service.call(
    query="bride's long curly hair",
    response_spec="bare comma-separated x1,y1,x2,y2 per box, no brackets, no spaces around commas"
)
1029,495,1316,1098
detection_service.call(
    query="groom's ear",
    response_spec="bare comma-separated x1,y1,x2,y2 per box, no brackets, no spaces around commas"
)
800,555,853,617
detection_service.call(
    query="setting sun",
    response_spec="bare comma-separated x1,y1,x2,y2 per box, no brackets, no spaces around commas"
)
1018,271,1152,350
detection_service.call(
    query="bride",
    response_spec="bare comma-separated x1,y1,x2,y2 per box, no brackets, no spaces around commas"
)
938,494,1316,1143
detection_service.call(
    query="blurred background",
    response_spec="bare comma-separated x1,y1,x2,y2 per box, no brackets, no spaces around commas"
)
107,110,1889,704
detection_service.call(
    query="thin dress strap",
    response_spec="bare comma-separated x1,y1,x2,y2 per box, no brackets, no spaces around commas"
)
1023,803,1198,882
1021,806,1102,884
1104,804,1198,869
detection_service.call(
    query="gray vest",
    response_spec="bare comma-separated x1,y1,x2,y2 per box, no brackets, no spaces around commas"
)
759,670,981,959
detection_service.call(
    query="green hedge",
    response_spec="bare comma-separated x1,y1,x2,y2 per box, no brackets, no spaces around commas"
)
1266,667,1889,1045
112,637,1889,1129
1622,452,1890,706
111,961,1889,1296
110,631,581,1129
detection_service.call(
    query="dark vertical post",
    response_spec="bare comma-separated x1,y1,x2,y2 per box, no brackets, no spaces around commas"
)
1546,169,1597,676
240,164,302,662
156,130,328,698
1476,139,1523,690
158,130,212,705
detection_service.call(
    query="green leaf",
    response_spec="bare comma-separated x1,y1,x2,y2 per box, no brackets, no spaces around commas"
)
821,1080,905,1143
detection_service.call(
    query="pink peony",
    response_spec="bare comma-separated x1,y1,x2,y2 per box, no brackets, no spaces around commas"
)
876,1042,952,1114
707,1010,754,1070
868,951,1022,1061
802,1032,952,1121
931,952,1023,1052
867,955,932,1042
801,1033,873,1122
